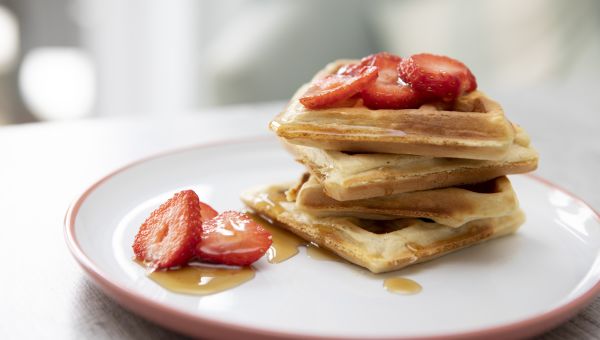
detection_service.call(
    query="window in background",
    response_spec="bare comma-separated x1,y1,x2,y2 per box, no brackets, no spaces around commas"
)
79,0,201,117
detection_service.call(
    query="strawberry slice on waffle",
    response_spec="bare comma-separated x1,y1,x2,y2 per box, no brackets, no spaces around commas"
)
399,53,477,102
299,65,378,109
358,52,425,110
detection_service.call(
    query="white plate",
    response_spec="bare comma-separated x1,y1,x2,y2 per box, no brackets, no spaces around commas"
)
65,137,600,340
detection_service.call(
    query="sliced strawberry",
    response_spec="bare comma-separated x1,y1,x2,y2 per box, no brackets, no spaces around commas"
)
361,82,424,110
398,53,477,102
358,52,402,83
199,201,218,222
133,190,202,269
358,52,425,109
196,211,272,266
299,65,378,109
336,62,364,77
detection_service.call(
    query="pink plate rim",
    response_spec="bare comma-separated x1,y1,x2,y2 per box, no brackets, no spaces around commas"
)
64,136,600,340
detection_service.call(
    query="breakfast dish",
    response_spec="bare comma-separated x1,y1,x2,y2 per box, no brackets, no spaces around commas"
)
58,42,598,340
242,183,524,273
244,52,539,273
290,174,519,228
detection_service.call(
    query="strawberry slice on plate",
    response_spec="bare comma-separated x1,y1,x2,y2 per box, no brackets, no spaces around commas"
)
199,201,218,222
196,211,272,266
358,52,425,110
398,53,477,102
299,65,378,109
133,190,202,269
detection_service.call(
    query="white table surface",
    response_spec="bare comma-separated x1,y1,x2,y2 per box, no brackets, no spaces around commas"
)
1,89,599,339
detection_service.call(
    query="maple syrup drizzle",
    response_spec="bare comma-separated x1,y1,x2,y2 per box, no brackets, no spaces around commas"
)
305,243,344,263
383,277,422,295
247,213,307,263
248,213,345,264
138,261,255,295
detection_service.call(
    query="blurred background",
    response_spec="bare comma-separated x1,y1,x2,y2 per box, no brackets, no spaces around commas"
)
0,0,598,125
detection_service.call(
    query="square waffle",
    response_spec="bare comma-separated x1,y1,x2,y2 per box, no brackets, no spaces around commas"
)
241,183,524,273
270,60,516,160
285,125,537,201
290,175,519,228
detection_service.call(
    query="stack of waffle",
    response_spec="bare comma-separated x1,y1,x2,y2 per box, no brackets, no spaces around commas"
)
242,60,538,273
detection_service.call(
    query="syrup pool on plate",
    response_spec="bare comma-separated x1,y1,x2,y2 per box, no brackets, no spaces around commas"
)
383,277,422,295
249,213,354,264
248,213,307,263
306,242,345,263
138,261,255,295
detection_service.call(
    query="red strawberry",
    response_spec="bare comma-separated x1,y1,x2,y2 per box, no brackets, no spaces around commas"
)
359,52,402,82
398,53,477,102
133,190,202,269
361,82,424,110
336,62,365,77
299,65,378,109
199,201,218,222
196,211,272,266
358,52,425,109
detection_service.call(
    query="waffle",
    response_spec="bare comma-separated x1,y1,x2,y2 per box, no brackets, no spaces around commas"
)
241,183,524,273
285,125,537,201
270,60,516,160
291,174,518,228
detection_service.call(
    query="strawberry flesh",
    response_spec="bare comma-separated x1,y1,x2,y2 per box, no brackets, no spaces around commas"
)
199,201,218,222
195,211,272,266
299,65,378,109
361,81,424,110
358,52,402,82
398,53,477,102
358,52,425,109
133,190,202,269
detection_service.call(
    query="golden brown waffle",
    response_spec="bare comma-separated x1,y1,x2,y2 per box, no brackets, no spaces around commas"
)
270,60,516,160
285,125,537,201
292,175,518,228
241,183,524,273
